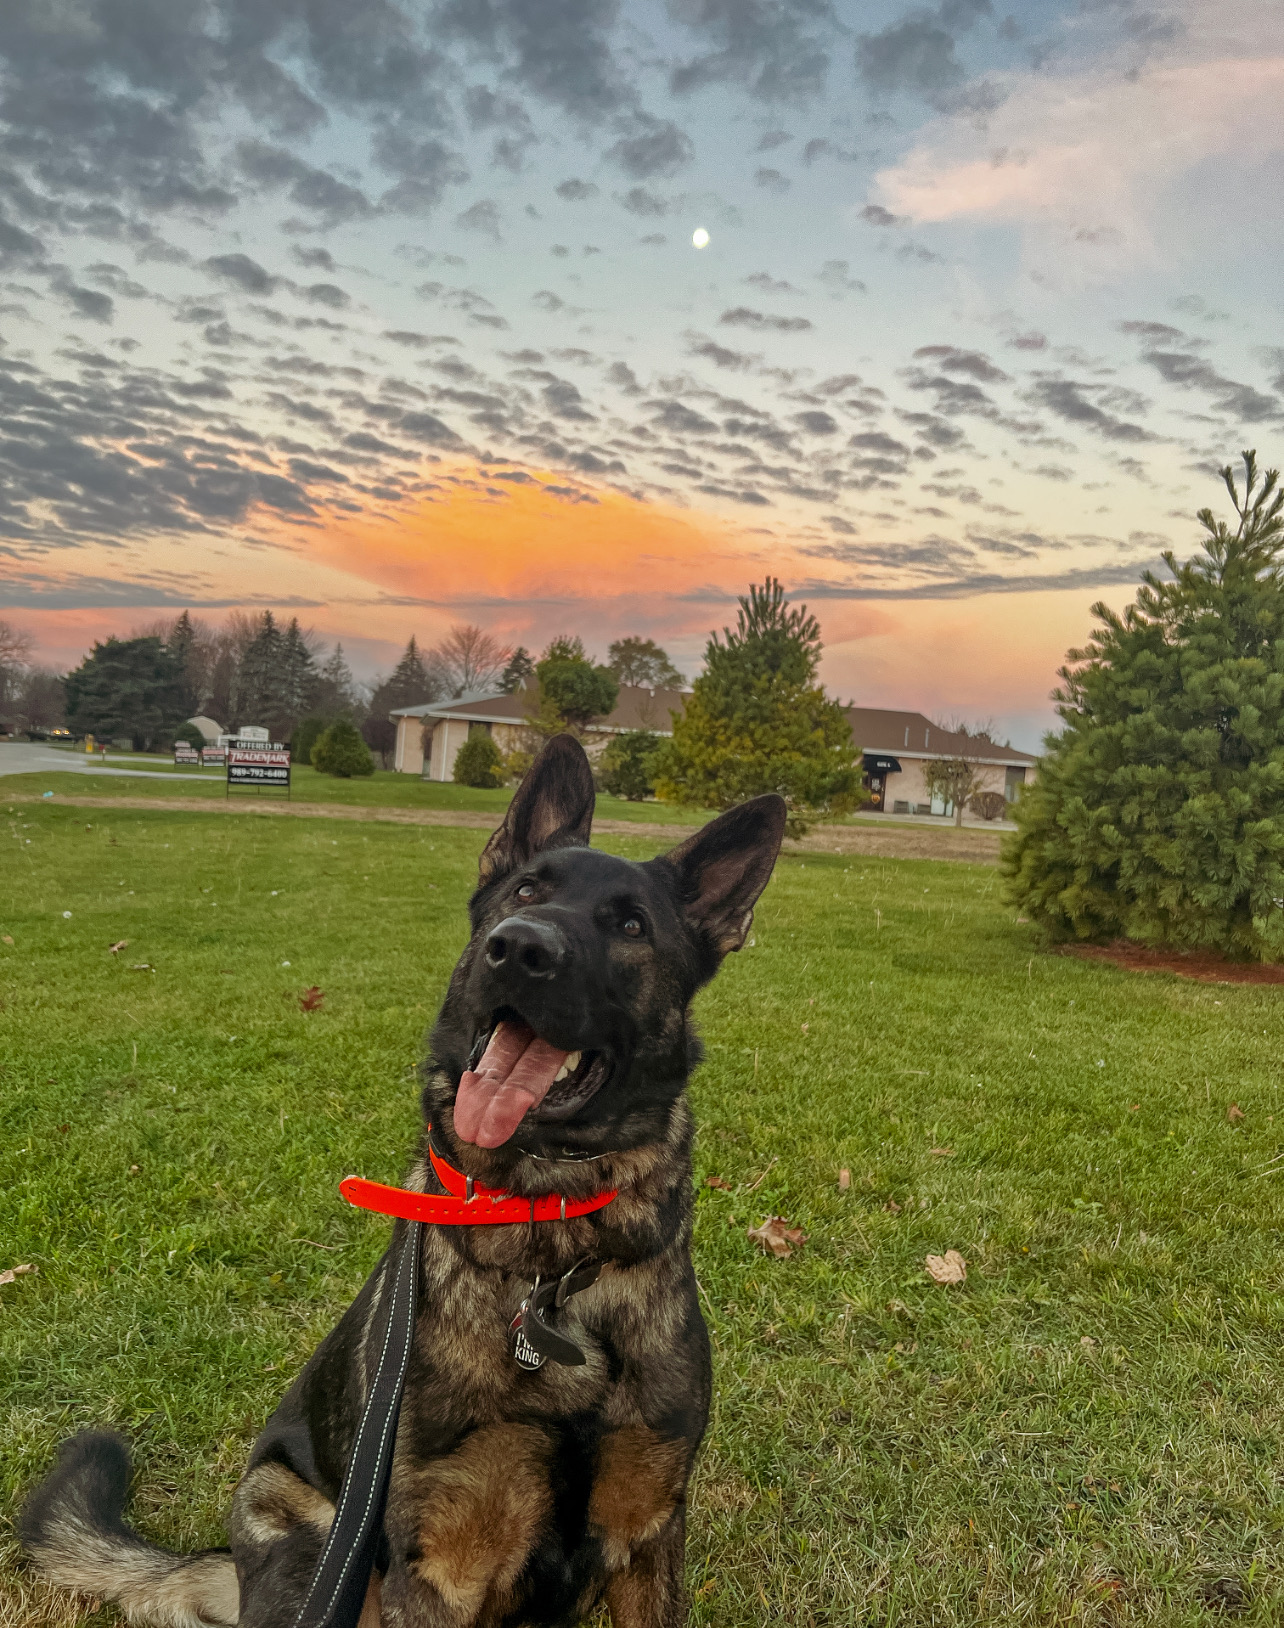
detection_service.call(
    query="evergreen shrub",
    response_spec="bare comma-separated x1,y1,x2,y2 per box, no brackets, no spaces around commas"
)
453,728,504,788
311,718,375,777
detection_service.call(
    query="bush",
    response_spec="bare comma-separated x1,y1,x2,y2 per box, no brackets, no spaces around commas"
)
453,728,504,788
362,715,397,769
970,790,1008,821
1003,452,1284,960
173,721,206,750
311,718,375,777
502,748,534,784
291,715,331,766
598,730,661,800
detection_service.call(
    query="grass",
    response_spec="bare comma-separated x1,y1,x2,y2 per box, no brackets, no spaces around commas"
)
0,760,711,825
2,800,1282,1625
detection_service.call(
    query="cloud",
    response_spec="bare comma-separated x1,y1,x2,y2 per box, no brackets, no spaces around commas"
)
719,306,813,332
668,2,832,102
754,167,791,193
913,344,1007,382
687,337,756,371
556,178,599,201
874,42,1284,265
861,203,903,226
1029,378,1155,442
236,142,373,224
857,1,991,100
204,254,280,294
456,198,503,239
609,117,694,180
617,187,670,217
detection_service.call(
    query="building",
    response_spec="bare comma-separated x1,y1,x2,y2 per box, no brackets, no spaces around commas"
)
391,682,687,780
846,707,1037,816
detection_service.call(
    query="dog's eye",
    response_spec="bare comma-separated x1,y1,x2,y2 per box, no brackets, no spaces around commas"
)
516,883,535,900
622,916,644,938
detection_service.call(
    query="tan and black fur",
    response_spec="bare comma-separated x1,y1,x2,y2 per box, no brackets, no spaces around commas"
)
22,734,786,1627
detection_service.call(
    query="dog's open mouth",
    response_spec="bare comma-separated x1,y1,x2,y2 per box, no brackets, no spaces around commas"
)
454,1017,609,1147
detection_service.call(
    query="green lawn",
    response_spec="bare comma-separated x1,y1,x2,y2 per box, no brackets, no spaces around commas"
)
2,803,1282,1625
0,762,711,825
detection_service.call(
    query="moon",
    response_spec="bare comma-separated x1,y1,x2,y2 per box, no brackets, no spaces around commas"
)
691,227,710,249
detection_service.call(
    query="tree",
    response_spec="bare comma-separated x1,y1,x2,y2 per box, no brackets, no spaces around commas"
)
922,723,996,827
499,646,535,693
436,623,510,697
63,636,186,750
0,619,34,725
292,716,331,765
232,611,286,735
534,647,619,733
607,636,683,689
361,715,397,768
280,617,319,730
312,643,362,721
1003,451,1284,961
368,635,445,720
11,669,66,737
311,718,375,777
453,727,504,787
653,577,859,835
598,729,661,800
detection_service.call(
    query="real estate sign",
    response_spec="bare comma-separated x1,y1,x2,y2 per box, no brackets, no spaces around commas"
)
173,743,200,765
227,745,290,792
201,746,226,767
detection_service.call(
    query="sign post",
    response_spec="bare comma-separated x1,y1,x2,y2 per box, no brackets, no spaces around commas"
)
173,743,200,766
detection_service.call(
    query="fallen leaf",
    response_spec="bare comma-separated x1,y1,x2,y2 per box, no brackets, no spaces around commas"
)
299,985,325,1012
0,1263,36,1286
1,935,13,946
884,1199,902,1214
129,963,154,972
1080,1335,1098,1349
929,1146,955,1158
1228,1102,1245,1122
838,1168,850,1192
108,940,129,954
748,1216,807,1258
924,1249,967,1285
705,1175,732,1190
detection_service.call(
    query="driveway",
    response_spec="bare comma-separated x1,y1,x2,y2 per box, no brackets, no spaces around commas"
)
0,743,207,781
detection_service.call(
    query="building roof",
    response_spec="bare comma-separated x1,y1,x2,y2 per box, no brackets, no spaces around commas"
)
391,681,689,736
845,707,1038,767
186,715,224,742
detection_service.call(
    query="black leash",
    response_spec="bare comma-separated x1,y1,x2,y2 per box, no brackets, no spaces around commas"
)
289,1222,602,1628
291,1220,422,1628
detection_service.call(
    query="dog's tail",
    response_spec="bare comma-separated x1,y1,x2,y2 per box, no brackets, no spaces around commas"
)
21,1430,240,1627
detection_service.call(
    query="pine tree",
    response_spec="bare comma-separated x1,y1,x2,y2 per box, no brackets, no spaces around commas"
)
499,647,535,693
279,618,318,734
311,717,375,777
232,611,286,735
64,636,186,751
368,636,444,719
313,642,361,720
166,611,203,718
653,578,858,834
1003,452,1284,960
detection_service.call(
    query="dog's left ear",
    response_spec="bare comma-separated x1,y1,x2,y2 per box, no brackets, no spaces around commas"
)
653,793,787,957
478,732,596,885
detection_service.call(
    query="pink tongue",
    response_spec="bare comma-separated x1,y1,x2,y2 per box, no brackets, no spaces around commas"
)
453,1020,571,1148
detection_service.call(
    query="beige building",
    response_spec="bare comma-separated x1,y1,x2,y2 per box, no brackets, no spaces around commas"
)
391,682,687,780
847,707,1037,816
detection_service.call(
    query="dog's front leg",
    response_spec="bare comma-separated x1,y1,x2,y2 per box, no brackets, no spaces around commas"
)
604,1507,687,1628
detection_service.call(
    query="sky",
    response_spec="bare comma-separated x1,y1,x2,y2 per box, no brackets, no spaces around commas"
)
0,0,1280,750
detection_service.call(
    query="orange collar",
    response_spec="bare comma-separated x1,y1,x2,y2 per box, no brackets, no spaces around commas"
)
340,1140,618,1227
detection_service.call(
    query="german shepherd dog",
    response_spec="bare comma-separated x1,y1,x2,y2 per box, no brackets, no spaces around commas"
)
23,734,786,1627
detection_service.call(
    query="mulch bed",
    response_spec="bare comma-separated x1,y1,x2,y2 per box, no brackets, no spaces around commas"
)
1065,940,1284,985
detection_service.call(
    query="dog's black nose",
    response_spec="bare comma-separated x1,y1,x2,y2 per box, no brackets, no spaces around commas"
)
485,916,567,979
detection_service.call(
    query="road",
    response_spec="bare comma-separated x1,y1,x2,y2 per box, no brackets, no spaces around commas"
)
0,743,207,780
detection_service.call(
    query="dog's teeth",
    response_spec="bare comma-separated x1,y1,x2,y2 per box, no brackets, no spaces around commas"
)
553,1063,570,1083
566,1051,582,1071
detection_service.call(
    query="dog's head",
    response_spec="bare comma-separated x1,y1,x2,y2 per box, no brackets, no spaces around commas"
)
427,733,785,1161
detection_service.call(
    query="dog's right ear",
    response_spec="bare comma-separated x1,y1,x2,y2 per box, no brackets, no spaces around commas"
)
478,733,596,885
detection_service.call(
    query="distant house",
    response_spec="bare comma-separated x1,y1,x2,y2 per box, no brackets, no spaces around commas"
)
186,715,224,744
847,707,1037,816
390,681,688,780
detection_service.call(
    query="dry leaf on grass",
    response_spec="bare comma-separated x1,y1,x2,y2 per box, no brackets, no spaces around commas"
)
929,1146,955,1158
925,1249,967,1285
884,1199,902,1214
299,986,325,1012
748,1216,807,1258
108,940,128,953
1227,1102,1245,1122
838,1168,850,1192
0,1263,36,1287
2,934,14,945
705,1176,731,1190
